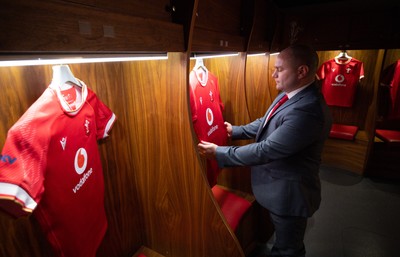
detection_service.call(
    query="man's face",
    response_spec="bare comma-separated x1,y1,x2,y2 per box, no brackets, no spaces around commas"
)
272,52,299,93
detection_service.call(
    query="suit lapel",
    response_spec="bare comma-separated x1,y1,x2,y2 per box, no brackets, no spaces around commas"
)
256,93,286,140
256,83,317,141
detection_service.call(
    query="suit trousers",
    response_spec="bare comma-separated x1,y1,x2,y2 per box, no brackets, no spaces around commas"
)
269,212,307,257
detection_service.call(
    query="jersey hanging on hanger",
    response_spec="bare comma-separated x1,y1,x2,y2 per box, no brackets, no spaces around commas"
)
189,67,227,187
317,57,364,107
379,60,400,120
0,79,116,257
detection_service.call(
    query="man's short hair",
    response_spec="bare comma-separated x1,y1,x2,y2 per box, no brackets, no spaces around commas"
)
285,44,319,74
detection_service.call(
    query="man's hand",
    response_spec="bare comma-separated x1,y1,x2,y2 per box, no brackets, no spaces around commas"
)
224,122,232,137
197,141,218,159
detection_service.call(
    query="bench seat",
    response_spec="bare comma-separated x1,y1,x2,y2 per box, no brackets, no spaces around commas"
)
212,185,252,231
375,129,400,143
329,124,358,140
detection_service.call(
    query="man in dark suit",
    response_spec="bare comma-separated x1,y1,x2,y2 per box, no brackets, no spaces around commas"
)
198,44,332,257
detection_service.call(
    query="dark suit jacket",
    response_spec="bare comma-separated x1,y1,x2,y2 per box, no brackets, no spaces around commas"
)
216,83,332,217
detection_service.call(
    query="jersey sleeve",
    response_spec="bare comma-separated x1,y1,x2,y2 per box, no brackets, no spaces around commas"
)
86,89,116,140
359,61,365,80
0,102,49,217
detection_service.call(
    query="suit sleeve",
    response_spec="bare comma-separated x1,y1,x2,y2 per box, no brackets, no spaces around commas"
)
216,102,325,167
231,118,263,140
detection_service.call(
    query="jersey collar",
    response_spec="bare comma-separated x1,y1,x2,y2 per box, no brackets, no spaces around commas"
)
50,79,88,116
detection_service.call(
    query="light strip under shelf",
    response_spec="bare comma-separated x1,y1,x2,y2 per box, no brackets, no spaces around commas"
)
0,54,168,67
190,53,239,60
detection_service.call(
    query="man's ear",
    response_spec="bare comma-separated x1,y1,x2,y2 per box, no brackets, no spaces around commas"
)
298,65,309,79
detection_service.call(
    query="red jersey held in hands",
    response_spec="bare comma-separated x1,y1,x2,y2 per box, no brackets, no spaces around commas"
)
189,68,227,187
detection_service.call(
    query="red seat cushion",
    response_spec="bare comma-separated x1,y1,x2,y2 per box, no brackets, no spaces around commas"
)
329,124,358,140
375,129,400,143
211,185,252,231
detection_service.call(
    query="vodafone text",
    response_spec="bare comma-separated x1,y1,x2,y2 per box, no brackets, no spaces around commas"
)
0,154,17,165
207,124,218,136
73,168,93,193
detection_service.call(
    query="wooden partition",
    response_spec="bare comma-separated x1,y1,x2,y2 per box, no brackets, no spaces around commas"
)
0,53,245,257
375,49,400,130
365,49,400,179
245,54,279,121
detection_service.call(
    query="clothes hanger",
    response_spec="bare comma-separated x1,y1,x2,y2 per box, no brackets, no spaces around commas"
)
193,57,208,86
193,58,207,72
52,64,81,88
335,50,351,60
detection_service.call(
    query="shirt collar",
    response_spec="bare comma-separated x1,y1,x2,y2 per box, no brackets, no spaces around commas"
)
286,81,314,99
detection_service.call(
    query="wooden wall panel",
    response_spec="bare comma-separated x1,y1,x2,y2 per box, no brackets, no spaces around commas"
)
0,0,184,52
115,53,242,257
376,49,400,129
0,54,244,257
245,54,279,121
383,49,400,68
191,0,246,52
95,0,173,21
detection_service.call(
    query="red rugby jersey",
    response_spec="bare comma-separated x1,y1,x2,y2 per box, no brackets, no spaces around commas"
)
379,60,400,120
317,57,364,107
0,79,116,257
189,68,227,187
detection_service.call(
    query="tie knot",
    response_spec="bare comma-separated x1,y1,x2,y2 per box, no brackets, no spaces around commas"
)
278,94,289,104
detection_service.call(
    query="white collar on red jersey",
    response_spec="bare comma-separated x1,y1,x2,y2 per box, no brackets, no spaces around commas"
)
50,79,88,116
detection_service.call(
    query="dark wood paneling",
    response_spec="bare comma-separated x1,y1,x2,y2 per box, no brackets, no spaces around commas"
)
95,0,173,22
192,28,246,52
247,0,276,53
191,0,247,52
0,0,184,52
272,1,400,51
366,49,400,178
195,0,243,35
376,49,400,130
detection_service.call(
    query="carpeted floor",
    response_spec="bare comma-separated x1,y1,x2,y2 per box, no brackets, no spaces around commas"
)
249,165,400,257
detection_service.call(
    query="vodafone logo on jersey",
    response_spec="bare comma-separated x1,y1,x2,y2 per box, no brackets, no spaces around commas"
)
335,74,345,83
74,148,88,175
206,108,214,126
